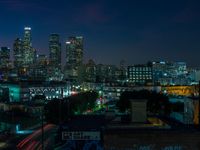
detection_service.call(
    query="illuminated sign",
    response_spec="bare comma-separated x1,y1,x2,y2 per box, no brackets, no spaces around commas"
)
62,131,101,141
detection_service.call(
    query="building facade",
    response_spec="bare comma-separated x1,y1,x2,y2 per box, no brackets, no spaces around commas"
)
127,64,153,85
0,81,72,102
0,47,11,80
13,38,23,68
23,27,36,67
49,34,61,70
85,59,96,82
65,36,83,81
0,47,10,69
33,54,49,80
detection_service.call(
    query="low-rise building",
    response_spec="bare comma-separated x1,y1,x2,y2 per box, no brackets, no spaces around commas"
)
127,64,153,85
0,81,71,102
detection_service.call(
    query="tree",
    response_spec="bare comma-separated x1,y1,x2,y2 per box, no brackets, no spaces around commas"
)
44,91,98,124
117,90,171,116
44,98,71,124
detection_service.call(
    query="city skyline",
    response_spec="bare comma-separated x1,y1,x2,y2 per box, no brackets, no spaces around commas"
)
0,0,200,67
1,1,200,149
1,26,199,68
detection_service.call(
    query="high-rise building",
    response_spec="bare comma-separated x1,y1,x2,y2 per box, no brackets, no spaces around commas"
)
0,47,10,69
85,59,96,82
13,38,23,68
96,64,117,83
36,54,48,66
0,47,11,80
65,36,83,80
49,34,61,70
33,54,48,80
23,27,36,67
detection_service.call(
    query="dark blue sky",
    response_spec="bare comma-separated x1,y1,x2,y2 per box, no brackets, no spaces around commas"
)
0,0,200,67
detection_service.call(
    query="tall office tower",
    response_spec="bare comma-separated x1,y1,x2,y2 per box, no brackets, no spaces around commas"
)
0,47,10,69
65,36,83,80
23,27,36,67
96,64,117,83
13,38,23,68
85,59,96,82
34,54,48,80
49,34,61,70
0,47,11,80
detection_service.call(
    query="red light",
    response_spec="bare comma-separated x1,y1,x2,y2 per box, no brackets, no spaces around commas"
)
71,91,77,95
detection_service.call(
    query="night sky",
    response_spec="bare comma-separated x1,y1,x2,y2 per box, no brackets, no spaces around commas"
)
0,0,200,67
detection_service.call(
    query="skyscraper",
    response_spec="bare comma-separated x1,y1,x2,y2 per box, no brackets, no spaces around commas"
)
13,38,23,68
34,54,48,80
23,27,36,67
0,47,11,80
65,36,83,80
49,34,61,70
0,47,10,69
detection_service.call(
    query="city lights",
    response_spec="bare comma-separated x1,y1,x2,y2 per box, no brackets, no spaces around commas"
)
0,0,200,149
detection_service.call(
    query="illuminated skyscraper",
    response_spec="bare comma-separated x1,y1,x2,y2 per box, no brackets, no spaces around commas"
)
13,38,23,68
0,47,11,80
23,27,36,67
0,47,10,69
49,34,61,70
34,54,48,80
65,36,83,80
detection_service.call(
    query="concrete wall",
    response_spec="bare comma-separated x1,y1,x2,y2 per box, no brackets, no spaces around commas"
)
131,99,147,123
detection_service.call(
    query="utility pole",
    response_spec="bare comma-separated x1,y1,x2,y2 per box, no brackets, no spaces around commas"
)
67,99,70,121
40,94,46,150
42,110,44,150
199,81,200,129
59,98,61,124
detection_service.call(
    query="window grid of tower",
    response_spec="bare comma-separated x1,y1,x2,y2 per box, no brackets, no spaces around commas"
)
128,65,152,85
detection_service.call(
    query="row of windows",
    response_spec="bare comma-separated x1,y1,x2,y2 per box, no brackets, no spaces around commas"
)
129,69,152,72
128,67,151,71
130,75,152,77
46,96,59,99
129,80,150,83
129,77,152,80
129,73,152,76
129,74,152,77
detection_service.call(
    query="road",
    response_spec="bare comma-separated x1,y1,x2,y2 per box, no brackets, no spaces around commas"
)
17,124,57,150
